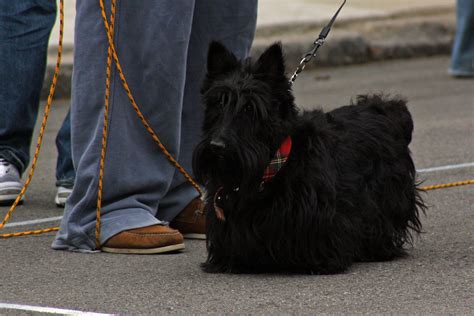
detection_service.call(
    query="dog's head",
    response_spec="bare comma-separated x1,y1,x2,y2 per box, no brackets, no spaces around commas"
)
193,42,298,191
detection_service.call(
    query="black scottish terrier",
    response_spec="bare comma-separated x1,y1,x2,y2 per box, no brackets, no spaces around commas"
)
193,42,425,274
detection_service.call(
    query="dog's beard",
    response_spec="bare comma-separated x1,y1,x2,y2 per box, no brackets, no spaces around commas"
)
193,137,270,195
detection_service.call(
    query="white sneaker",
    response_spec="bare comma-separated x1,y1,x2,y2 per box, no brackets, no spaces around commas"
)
55,186,72,207
0,158,23,206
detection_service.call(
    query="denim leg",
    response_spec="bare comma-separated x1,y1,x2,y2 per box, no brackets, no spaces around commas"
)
0,0,56,174
55,109,75,188
53,0,197,251
450,0,474,75
159,0,258,221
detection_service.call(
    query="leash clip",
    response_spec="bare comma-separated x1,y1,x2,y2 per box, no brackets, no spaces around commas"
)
289,0,346,85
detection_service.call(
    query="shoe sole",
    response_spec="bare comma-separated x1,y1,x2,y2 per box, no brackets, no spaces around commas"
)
182,233,206,240
55,195,66,208
0,195,24,207
101,243,185,254
448,68,474,78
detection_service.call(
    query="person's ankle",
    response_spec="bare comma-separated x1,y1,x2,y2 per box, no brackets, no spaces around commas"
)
170,198,206,240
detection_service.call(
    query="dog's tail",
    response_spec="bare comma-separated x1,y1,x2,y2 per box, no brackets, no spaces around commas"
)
355,94,414,145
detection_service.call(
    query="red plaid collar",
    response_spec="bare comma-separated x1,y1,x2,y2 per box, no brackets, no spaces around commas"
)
213,136,292,221
261,136,292,184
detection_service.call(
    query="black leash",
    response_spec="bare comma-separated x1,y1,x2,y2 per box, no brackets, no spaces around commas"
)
289,0,347,85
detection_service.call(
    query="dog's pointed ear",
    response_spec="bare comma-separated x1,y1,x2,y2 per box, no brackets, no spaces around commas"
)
255,42,285,78
207,41,238,76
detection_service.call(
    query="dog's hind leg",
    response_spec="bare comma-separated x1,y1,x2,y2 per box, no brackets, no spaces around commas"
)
356,171,424,262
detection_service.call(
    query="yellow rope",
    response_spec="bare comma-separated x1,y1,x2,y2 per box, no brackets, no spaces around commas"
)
98,0,203,197
1,0,203,240
0,0,472,241
94,0,203,248
0,0,64,238
0,227,59,239
420,180,474,191
95,0,117,250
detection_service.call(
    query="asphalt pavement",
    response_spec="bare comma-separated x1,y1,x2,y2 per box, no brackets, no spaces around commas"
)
1,56,473,315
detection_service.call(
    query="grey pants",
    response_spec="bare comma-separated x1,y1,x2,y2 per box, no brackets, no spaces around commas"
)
52,0,257,251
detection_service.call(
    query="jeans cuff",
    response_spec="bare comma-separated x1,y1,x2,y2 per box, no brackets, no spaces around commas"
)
448,68,474,77
56,178,75,188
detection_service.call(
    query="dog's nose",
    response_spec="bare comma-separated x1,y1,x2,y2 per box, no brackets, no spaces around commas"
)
210,139,226,148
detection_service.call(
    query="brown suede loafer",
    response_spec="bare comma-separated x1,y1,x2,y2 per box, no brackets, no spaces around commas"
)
101,224,185,254
170,198,206,240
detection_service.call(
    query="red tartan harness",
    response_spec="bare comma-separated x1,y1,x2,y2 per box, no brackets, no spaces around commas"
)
213,136,292,221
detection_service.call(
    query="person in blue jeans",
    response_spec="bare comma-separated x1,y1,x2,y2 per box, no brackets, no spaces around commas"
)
52,0,257,254
450,0,474,77
0,0,75,207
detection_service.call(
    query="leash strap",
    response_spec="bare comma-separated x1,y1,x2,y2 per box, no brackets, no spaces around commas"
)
289,0,346,85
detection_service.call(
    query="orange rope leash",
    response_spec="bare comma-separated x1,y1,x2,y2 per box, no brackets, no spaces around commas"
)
95,0,203,248
1,0,202,241
0,0,65,238
95,0,117,249
0,0,472,240
97,0,202,198
0,227,60,239
420,180,474,191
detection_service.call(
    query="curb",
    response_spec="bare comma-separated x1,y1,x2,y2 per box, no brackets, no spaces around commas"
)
42,13,455,100
252,13,454,70
255,5,455,36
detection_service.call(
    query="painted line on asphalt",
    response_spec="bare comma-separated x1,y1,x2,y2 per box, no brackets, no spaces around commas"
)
0,303,114,315
4,216,63,228
2,162,473,229
417,162,474,173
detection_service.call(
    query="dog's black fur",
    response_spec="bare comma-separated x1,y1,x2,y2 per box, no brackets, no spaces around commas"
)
193,42,425,274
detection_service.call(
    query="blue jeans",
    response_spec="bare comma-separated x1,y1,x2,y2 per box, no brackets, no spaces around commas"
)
450,0,474,75
0,0,75,188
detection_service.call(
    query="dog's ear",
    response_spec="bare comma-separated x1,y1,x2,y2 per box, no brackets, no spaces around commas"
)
207,41,238,76
255,42,285,78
